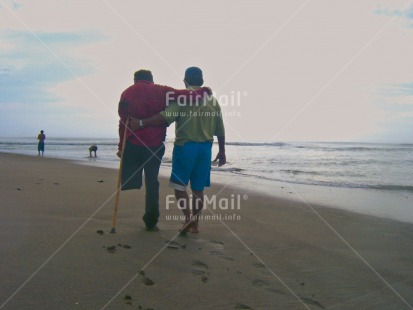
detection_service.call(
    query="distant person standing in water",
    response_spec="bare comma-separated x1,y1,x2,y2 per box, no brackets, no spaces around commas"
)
89,144,98,157
37,130,45,156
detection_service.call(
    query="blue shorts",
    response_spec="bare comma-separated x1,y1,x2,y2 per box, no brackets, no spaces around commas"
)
170,142,212,191
38,142,45,152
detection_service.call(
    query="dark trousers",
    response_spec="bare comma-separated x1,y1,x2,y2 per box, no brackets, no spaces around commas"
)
121,141,165,228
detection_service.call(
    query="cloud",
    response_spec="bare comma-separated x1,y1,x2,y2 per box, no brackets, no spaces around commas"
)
0,29,106,105
371,81,413,143
375,82,413,112
381,82,413,100
12,1,22,10
374,4,413,26
4,29,104,47
374,8,403,17
0,1,22,11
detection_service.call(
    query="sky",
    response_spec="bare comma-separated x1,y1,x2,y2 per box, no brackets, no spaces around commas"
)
1,0,413,143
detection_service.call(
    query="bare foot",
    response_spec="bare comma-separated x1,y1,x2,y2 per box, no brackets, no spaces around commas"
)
179,220,193,235
190,222,199,234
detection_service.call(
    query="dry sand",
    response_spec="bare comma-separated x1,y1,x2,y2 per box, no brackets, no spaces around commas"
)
0,153,412,309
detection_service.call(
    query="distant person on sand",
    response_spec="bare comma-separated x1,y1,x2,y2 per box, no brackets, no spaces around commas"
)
89,144,98,157
117,69,211,231
37,130,46,156
130,67,226,234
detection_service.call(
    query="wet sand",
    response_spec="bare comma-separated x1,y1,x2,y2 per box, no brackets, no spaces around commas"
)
1,153,412,309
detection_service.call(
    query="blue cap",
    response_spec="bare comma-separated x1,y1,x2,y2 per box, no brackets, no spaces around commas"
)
184,67,203,86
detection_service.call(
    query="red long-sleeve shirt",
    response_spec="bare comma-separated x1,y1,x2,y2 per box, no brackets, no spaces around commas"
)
118,80,210,149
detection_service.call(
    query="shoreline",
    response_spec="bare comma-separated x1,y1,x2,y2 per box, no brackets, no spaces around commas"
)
2,150,413,225
1,152,413,309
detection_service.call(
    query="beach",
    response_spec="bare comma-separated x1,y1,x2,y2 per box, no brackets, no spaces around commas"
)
1,152,413,309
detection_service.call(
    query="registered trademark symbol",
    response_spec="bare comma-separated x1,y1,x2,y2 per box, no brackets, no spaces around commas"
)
243,194,248,200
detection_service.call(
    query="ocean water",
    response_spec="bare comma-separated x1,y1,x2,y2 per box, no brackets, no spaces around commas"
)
1,137,412,193
2,137,412,223
222,141,413,193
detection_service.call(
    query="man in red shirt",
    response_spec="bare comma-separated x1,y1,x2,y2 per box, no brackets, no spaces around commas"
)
117,69,210,231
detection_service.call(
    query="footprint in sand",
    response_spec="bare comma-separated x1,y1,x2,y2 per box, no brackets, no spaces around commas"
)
300,297,324,309
191,260,209,283
252,279,269,287
191,269,206,276
142,277,155,286
208,250,223,256
206,250,235,262
164,240,186,250
252,278,285,295
192,260,208,270
124,295,132,305
266,287,285,295
209,240,224,250
165,241,180,250
235,303,253,309
138,270,155,286
106,246,116,254
252,262,265,268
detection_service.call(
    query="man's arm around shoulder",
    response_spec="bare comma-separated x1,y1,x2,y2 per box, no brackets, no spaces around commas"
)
129,102,180,130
